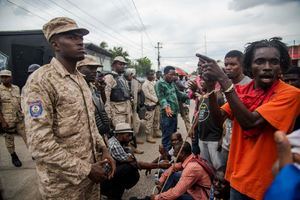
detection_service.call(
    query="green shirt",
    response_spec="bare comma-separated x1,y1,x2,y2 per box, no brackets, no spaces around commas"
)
155,79,188,116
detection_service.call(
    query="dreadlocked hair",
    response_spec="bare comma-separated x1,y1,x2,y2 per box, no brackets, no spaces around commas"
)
243,37,291,78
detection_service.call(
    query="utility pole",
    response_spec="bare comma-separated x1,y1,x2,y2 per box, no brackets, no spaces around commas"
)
155,42,162,71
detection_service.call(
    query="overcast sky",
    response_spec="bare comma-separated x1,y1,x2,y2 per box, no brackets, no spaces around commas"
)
0,0,300,72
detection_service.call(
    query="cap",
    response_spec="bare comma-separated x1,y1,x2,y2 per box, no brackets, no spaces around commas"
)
43,17,89,41
0,70,12,77
28,64,41,73
112,56,127,64
77,55,102,68
124,68,136,76
114,123,133,134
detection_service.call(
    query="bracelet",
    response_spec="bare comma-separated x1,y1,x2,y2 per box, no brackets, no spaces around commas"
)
223,83,234,93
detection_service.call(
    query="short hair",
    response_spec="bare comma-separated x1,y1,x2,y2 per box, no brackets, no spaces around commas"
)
284,66,300,76
164,66,175,74
243,37,291,78
225,50,244,62
146,69,155,76
174,141,191,155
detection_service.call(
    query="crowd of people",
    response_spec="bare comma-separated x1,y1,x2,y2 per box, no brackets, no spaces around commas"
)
0,16,300,200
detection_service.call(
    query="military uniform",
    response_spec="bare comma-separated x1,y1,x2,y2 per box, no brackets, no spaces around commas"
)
131,78,142,135
0,83,25,153
22,58,106,199
142,79,160,141
104,71,132,127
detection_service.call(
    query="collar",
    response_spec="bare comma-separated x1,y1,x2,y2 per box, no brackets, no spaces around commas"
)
182,154,196,168
51,58,80,78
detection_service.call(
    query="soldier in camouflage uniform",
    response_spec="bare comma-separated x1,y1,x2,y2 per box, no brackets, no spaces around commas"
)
22,17,115,199
0,70,24,167
104,56,132,128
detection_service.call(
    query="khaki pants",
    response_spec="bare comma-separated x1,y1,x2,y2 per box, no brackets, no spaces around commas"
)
148,106,160,137
179,103,191,133
132,112,141,135
110,101,132,128
3,120,26,154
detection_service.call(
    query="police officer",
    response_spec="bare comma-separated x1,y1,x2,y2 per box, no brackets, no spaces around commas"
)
22,17,115,199
104,56,132,128
0,70,24,167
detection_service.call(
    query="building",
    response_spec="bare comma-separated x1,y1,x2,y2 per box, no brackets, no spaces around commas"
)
0,30,112,88
288,44,300,67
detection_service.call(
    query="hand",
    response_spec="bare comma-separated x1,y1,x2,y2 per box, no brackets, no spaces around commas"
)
187,80,198,93
102,149,116,179
165,106,173,117
150,195,156,200
159,161,171,169
196,54,227,83
88,160,109,183
145,169,151,176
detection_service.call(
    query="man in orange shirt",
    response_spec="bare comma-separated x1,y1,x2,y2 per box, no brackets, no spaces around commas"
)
197,38,300,200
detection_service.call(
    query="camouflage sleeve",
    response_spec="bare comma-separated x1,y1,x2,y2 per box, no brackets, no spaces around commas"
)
22,79,92,184
155,81,169,109
104,74,115,119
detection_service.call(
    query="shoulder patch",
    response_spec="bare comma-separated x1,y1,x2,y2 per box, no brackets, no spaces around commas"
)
28,100,43,118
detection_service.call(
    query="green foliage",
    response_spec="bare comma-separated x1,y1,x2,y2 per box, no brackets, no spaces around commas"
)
131,57,152,77
108,47,131,65
99,41,108,49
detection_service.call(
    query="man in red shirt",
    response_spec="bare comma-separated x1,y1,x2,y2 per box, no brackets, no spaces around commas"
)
197,38,300,200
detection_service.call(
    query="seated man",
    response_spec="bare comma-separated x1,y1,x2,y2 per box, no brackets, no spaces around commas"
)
152,142,213,200
102,123,170,200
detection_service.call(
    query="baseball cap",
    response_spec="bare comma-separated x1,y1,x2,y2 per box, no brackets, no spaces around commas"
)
0,70,12,77
43,17,89,41
77,55,102,69
112,56,128,64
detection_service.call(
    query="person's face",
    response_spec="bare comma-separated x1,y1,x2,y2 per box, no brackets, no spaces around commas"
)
174,145,185,162
119,132,132,145
165,69,176,83
113,61,126,73
252,47,281,90
78,65,97,83
147,72,155,81
283,74,300,88
1,76,12,85
224,57,243,80
171,135,181,147
156,72,162,80
52,31,85,61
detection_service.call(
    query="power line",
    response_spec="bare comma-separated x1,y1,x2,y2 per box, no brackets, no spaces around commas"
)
130,0,155,47
6,0,48,21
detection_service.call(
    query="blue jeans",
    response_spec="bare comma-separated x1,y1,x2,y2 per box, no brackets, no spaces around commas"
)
230,187,252,200
161,115,177,151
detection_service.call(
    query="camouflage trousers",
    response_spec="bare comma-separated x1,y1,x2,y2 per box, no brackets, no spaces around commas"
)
3,120,26,154
132,111,141,135
179,104,191,133
110,101,132,128
144,106,160,137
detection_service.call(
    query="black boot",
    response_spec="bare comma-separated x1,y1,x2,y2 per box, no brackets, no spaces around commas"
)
11,152,22,167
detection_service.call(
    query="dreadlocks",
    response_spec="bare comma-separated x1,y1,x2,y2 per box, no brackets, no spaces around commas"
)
243,37,291,78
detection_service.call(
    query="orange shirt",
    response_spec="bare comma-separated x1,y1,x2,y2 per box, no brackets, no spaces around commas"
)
222,81,300,200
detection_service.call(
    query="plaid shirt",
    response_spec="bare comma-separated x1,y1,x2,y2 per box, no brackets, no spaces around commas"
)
108,136,132,162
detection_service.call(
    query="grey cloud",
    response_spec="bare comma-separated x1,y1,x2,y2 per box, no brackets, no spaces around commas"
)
229,0,300,11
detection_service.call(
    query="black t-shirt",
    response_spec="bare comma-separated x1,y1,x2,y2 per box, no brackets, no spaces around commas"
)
197,96,224,141
293,116,300,131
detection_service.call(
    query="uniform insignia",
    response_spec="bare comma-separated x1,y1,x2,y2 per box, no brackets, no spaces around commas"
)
29,100,43,118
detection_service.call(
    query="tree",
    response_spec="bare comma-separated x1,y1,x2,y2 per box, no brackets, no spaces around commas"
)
99,41,108,50
132,57,152,77
109,47,131,64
